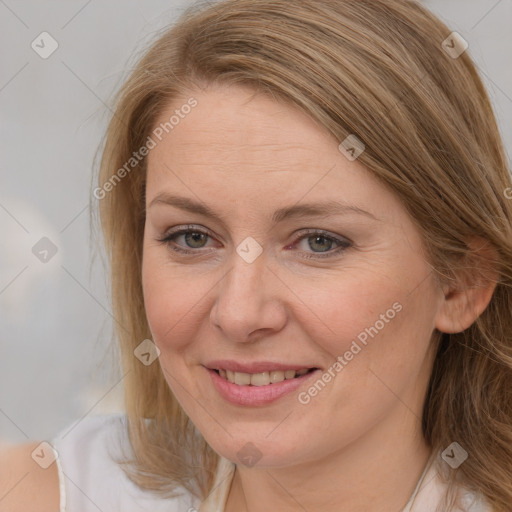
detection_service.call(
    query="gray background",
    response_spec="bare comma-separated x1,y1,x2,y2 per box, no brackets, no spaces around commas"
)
0,0,511,445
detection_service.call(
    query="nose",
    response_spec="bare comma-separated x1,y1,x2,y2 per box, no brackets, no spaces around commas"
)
209,246,287,343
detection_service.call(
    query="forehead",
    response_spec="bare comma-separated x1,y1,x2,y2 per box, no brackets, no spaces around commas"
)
147,84,368,186
148,84,340,167
144,84,404,227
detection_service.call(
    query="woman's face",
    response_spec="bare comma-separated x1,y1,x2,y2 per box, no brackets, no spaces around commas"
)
142,83,445,468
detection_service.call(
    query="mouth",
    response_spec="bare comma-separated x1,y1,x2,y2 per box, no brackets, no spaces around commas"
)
206,365,321,406
212,367,319,386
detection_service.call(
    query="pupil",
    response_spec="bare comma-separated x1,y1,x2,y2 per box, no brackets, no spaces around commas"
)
186,232,206,248
310,235,331,252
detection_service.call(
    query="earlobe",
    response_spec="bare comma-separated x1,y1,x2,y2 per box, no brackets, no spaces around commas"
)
434,237,499,334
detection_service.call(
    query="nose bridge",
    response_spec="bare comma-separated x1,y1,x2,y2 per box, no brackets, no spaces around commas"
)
211,242,286,340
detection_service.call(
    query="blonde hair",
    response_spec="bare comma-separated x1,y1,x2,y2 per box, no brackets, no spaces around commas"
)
95,0,512,509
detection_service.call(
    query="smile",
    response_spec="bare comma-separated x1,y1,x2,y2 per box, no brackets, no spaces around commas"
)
213,368,314,386
206,366,321,406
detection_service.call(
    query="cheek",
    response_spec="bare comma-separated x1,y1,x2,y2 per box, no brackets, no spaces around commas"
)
294,260,438,378
142,247,179,348
141,246,213,354
290,266,399,343
291,276,438,447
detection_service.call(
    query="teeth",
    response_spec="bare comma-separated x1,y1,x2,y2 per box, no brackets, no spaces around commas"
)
234,372,251,385
219,368,312,386
270,370,285,383
250,372,271,386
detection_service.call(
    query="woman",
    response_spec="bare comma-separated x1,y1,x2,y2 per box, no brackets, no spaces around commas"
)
1,0,511,510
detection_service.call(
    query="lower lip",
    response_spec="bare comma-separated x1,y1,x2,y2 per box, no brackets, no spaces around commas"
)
206,367,320,406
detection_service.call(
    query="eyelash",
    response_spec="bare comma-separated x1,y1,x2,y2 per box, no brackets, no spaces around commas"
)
156,225,352,260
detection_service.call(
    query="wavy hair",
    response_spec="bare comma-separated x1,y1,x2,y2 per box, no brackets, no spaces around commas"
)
94,0,512,510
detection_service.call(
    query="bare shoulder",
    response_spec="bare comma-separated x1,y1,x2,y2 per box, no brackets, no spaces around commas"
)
0,441,60,512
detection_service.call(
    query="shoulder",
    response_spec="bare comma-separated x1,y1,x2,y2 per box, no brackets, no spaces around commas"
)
458,490,494,512
51,413,201,511
51,411,127,460
410,455,494,512
0,441,59,512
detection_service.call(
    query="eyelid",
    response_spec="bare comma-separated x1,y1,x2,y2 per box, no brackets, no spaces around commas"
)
158,225,216,244
293,228,352,245
292,228,352,259
157,225,352,259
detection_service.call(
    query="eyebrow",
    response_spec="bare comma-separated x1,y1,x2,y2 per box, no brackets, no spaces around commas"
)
148,193,379,223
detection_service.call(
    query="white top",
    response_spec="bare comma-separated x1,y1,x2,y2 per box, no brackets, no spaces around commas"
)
49,413,492,512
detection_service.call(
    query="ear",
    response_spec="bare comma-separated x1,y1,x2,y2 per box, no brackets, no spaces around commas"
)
435,237,500,334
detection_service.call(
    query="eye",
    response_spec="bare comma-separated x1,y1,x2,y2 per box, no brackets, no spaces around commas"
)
157,225,214,255
156,225,352,259
290,229,352,259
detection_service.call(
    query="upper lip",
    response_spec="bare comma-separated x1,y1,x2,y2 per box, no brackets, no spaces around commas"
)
204,360,319,374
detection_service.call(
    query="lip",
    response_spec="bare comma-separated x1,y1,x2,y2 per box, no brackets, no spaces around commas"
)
204,360,319,374
206,366,321,406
